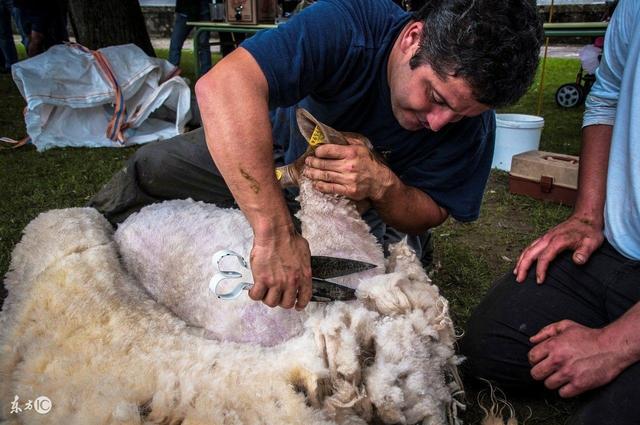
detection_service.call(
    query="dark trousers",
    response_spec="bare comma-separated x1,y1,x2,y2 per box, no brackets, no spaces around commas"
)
461,241,640,425
88,128,432,263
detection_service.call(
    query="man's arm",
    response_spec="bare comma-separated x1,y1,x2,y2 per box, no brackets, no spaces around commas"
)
303,138,449,235
528,301,640,398
514,124,612,283
195,48,312,310
370,164,449,234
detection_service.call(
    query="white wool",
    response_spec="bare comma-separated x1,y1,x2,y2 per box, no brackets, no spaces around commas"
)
0,178,462,424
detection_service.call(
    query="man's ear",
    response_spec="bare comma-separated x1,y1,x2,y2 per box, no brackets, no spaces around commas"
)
399,21,424,55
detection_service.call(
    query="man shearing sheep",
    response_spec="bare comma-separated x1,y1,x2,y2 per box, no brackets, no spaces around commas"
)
90,0,542,310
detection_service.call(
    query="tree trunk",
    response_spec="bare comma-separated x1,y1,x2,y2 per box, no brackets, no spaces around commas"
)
67,0,155,57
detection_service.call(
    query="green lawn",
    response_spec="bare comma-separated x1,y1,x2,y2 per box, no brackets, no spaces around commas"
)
0,49,585,424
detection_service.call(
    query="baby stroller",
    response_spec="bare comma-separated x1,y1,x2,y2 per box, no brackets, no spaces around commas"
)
555,36,603,108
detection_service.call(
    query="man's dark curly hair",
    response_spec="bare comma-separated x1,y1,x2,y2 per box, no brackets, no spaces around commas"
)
410,0,543,108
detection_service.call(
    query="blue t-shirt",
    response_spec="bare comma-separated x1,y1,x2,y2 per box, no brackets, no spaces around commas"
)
242,0,495,222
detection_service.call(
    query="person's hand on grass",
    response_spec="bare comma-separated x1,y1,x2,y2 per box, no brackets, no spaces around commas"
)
528,319,629,398
513,215,604,284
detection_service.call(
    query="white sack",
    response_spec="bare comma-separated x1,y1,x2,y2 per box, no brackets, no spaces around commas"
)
11,43,191,151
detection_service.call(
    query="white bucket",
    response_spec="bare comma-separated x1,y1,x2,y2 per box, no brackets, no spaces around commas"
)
492,114,545,171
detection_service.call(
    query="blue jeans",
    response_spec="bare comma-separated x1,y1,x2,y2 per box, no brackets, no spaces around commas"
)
169,1,212,76
0,0,18,71
11,4,29,50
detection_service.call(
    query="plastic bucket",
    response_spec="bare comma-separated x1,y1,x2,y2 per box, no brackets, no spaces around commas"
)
492,114,545,171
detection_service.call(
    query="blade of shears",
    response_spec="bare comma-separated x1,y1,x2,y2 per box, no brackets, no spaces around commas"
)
310,277,357,302
310,256,377,279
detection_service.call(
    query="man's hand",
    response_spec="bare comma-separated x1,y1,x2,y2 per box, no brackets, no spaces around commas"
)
514,216,604,284
302,137,392,202
528,320,627,398
248,231,313,310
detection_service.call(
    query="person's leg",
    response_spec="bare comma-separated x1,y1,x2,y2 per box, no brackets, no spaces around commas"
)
565,255,640,425
0,0,18,70
11,5,29,50
168,12,189,67
219,32,247,57
89,128,235,225
462,241,640,423
196,0,212,74
461,244,623,389
233,32,246,47
45,0,68,49
568,362,640,425
219,32,235,57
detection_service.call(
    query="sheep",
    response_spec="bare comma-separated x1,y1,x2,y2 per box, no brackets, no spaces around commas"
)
0,112,464,425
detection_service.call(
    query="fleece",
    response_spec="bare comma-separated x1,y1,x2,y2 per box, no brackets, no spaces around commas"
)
0,180,462,425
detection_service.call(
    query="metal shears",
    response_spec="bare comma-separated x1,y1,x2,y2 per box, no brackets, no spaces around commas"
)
210,249,376,302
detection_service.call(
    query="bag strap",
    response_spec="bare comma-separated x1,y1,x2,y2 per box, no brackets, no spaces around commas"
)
0,136,30,149
69,43,128,144
1,106,30,149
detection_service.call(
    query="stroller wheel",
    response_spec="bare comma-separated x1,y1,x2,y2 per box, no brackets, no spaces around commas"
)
555,83,584,108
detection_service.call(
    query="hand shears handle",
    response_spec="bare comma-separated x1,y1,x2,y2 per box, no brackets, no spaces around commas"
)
209,249,367,302
209,250,254,300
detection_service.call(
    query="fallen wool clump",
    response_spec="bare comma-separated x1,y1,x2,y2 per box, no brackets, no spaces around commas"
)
1,179,464,424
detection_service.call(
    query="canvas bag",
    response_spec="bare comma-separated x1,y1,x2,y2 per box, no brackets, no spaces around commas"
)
10,43,191,151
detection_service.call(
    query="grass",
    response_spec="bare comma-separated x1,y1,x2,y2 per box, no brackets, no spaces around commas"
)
0,48,583,423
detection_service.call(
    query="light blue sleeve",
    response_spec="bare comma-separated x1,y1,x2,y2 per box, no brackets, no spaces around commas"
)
582,0,634,128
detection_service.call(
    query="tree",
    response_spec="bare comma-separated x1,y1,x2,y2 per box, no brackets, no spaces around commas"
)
67,0,155,57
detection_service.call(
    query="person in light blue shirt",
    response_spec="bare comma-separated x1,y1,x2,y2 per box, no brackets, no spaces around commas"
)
462,1,640,423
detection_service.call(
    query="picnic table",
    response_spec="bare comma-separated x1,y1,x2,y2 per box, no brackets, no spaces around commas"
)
542,21,608,37
186,21,609,77
187,21,276,78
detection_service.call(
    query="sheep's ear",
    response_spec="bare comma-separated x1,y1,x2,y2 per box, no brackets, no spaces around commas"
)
386,238,428,282
296,108,349,147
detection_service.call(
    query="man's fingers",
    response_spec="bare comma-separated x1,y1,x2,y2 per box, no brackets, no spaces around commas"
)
305,155,343,172
532,236,574,284
558,382,581,398
280,286,298,309
528,341,550,365
514,237,548,280
530,320,573,344
530,324,559,344
295,279,313,311
543,369,570,390
572,238,599,265
530,356,554,381
263,287,283,308
303,167,348,185
534,255,552,284
312,181,355,198
313,144,349,160
514,244,546,282
248,282,267,301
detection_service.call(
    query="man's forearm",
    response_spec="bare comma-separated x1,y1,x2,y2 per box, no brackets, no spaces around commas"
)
573,124,612,226
603,302,640,369
195,48,294,238
371,168,448,235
